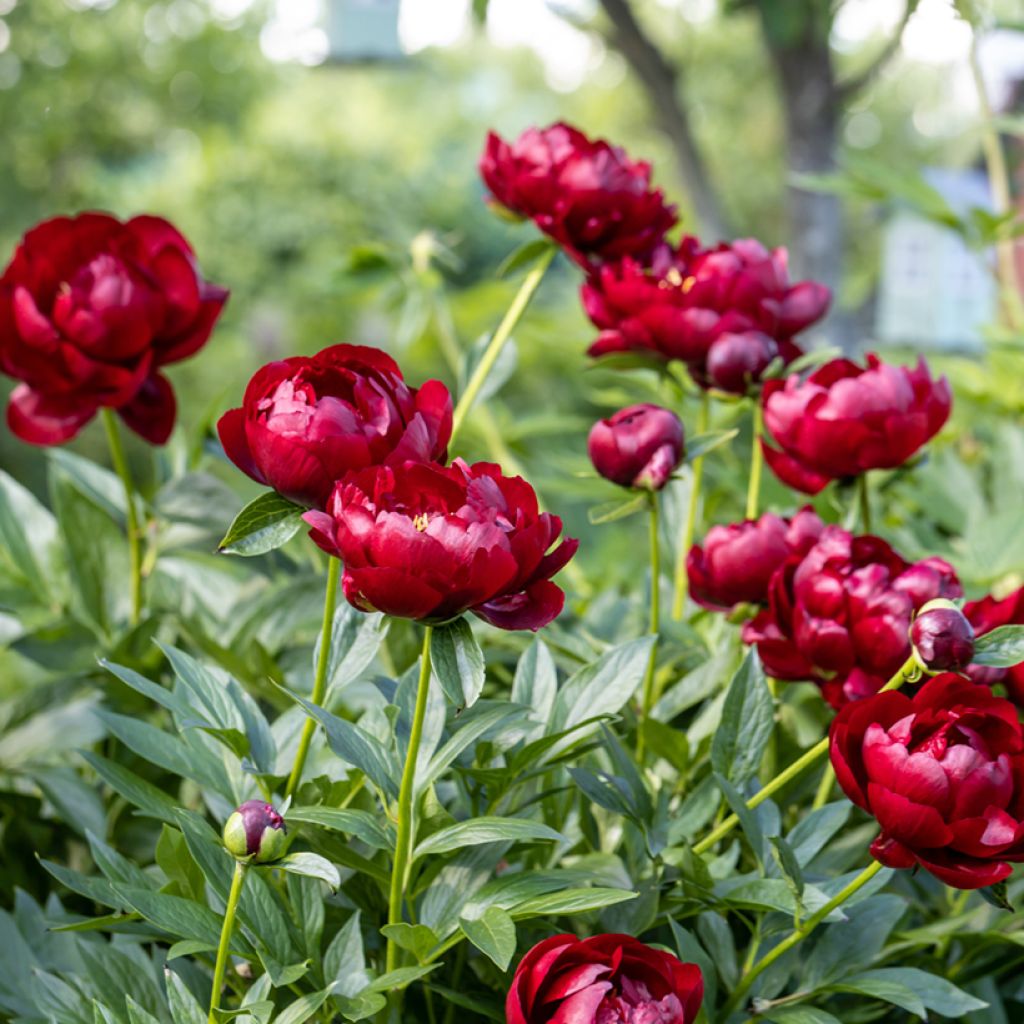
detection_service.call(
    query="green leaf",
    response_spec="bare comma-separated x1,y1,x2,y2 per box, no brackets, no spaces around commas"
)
972,624,1024,667
218,491,304,556
832,973,926,1018
414,817,562,858
325,912,371,998
510,887,637,919
276,852,341,891
322,605,389,701
762,1009,842,1024
847,967,987,1015
80,751,179,824
711,650,774,785
380,923,439,963
286,806,394,851
431,618,486,710
587,494,647,526
459,906,516,970
713,772,764,864
684,428,739,463
274,985,339,1024
364,965,439,995
496,237,555,278
120,888,232,949
0,468,57,601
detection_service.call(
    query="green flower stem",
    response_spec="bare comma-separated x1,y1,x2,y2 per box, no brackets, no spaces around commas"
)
724,859,884,1016
208,859,247,1023
449,246,555,446
101,408,143,626
745,399,764,521
637,491,662,761
811,761,836,810
857,472,872,533
386,625,434,977
285,556,341,798
693,654,918,855
671,391,710,620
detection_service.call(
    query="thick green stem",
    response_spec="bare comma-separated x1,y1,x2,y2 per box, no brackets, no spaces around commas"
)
449,247,555,446
693,654,918,855
811,762,835,810
969,35,1024,331
637,492,662,761
745,400,764,521
208,860,246,1023
857,472,872,533
285,557,341,798
386,626,434,979
671,391,710,620
724,860,884,1015
101,409,143,626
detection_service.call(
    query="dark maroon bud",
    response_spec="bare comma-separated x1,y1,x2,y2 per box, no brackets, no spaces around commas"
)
223,800,287,863
911,599,976,673
587,403,685,491
705,331,779,394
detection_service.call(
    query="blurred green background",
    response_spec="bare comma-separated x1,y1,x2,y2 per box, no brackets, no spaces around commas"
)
2,0,1023,588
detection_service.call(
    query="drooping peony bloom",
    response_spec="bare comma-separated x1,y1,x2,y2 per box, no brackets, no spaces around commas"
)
911,600,975,673
217,344,452,509
480,123,677,267
222,800,287,864
587,403,685,491
0,212,227,445
506,934,703,1024
830,673,1024,889
966,587,1024,705
687,507,824,611
761,355,952,495
584,237,829,391
303,459,578,631
742,525,962,708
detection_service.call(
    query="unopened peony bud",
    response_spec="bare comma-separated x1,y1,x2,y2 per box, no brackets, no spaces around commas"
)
223,800,287,864
911,599,975,673
705,331,778,394
588,403,684,492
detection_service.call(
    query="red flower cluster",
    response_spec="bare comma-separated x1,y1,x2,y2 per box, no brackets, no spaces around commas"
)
480,123,677,267
582,238,829,393
217,344,452,509
762,355,952,495
741,525,961,708
303,459,578,631
687,507,824,611
966,587,1024,705
831,674,1024,889
507,934,702,1024
588,403,685,492
0,213,227,444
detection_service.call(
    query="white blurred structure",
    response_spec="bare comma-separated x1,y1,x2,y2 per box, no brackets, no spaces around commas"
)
875,168,996,353
325,0,403,61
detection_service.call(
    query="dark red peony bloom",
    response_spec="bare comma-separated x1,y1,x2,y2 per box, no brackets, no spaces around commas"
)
480,123,677,266
761,355,952,495
966,587,1024,705
911,601,975,673
584,238,829,389
588,403,684,491
217,344,452,509
303,459,578,631
0,212,227,445
506,933,702,1024
687,507,824,611
830,673,1024,889
743,525,962,708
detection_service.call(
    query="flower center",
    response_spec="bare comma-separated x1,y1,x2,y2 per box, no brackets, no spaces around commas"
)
413,513,430,532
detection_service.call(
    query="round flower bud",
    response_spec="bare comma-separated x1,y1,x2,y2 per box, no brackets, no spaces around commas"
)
704,331,779,395
588,403,685,492
910,599,975,673
222,800,287,864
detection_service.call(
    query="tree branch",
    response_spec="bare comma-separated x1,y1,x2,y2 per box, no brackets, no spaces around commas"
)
836,0,918,102
593,0,731,240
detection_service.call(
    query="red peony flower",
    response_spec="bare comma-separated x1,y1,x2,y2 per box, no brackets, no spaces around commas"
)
966,587,1024,705
480,123,677,267
830,673,1024,889
742,526,962,708
303,459,578,631
911,601,975,673
587,403,685,491
761,355,952,495
0,212,227,445
506,933,703,1024
687,507,824,611
584,237,829,391
217,344,451,509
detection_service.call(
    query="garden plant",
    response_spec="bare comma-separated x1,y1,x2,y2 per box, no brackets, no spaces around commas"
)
3,108,1024,1024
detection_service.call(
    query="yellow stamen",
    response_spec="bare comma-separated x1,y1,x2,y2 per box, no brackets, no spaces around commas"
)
413,513,429,532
